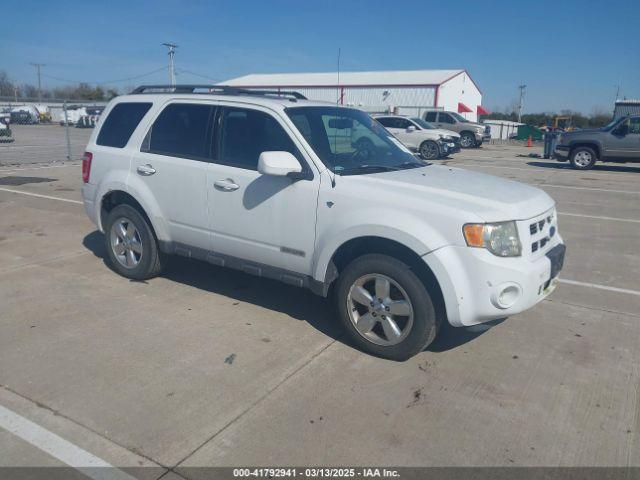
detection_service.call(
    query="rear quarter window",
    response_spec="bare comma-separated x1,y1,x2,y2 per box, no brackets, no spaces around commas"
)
97,102,152,148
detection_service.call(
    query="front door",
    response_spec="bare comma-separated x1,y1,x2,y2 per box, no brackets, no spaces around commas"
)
132,101,215,251
606,117,640,159
207,105,320,274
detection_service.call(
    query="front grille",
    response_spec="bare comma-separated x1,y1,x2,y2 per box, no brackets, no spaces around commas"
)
527,210,556,256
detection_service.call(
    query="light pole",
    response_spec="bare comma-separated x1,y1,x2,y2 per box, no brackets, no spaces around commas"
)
30,62,45,102
162,43,178,86
517,84,526,123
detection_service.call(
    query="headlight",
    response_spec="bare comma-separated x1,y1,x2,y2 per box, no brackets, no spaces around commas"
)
463,221,522,257
475,127,483,133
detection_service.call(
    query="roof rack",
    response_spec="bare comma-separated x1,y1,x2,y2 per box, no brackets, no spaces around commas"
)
130,85,307,101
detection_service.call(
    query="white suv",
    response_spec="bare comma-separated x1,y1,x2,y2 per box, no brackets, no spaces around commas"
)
81,85,566,361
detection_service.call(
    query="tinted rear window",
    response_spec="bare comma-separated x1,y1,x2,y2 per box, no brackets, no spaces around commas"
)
143,103,215,160
97,102,152,148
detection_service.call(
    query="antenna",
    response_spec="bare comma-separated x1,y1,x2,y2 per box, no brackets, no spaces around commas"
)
162,43,178,86
517,84,526,123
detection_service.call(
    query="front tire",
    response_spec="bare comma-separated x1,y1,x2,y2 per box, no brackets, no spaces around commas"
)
569,146,597,170
419,140,440,160
460,132,475,148
334,254,439,361
104,204,165,280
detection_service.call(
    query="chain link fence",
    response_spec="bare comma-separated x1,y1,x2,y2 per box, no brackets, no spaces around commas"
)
0,98,106,166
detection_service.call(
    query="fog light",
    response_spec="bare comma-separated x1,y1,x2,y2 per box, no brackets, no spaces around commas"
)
491,283,521,309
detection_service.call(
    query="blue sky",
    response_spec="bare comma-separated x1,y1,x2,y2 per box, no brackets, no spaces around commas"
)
3,0,638,113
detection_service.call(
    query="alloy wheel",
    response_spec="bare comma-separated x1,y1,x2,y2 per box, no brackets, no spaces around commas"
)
110,217,143,268
420,141,439,160
573,151,592,167
460,134,474,148
346,274,414,346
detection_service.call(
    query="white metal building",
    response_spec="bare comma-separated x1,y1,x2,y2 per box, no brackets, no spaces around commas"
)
482,119,523,140
222,69,486,122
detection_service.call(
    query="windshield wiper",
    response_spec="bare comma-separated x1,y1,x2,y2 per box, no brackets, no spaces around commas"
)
339,164,401,175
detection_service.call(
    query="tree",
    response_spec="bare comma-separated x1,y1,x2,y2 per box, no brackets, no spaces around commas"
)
106,88,119,100
0,71,15,97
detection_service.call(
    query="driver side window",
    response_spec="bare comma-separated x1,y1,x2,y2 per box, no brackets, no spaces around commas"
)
439,113,454,124
629,117,640,135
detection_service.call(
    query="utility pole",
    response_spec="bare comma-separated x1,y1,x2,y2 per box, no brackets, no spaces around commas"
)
30,62,45,102
162,43,178,86
517,84,526,123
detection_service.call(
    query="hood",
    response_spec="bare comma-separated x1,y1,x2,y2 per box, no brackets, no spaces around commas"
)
345,165,554,222
562,128,602,136
427,128,460,138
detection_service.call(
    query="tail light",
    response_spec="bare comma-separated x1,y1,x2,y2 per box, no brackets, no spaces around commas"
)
82,152,93,183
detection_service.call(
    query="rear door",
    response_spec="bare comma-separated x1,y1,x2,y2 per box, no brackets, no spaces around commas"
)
207,104,320,274
131,101,215,251
376,117,400,134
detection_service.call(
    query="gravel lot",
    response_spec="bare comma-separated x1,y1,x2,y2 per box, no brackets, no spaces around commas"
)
0,126,638,478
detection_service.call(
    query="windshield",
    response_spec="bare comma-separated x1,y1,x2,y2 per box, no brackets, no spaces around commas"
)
450,112,470,123
410,117,435,129
286,107,423,175
601,118,619,131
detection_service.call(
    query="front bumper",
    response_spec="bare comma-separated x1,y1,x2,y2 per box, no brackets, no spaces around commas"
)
423,209,565,327
440,139,460,156
474,131,490,142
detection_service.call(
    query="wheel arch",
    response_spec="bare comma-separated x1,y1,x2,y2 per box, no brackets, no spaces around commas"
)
99,189,168,245
569,141,601,159
319,235,447,321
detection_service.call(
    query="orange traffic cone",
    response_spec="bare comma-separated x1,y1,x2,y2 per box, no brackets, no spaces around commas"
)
526,135,533,147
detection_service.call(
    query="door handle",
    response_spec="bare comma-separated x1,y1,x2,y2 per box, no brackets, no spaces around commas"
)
137,164,156,176
214,179,239,191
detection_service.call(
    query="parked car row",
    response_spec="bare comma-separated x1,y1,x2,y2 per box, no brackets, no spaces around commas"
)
59,105,104,128
373,110,490,161
0,110,12,142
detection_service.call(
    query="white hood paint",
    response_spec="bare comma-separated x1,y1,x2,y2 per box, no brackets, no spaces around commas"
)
342,165,554,222
425,128,460,138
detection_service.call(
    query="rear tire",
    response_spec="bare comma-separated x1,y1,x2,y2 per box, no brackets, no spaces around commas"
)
104,204,165,280
334,254,439,361
569,146,597,170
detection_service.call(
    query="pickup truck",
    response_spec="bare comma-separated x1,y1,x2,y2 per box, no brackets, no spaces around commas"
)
554,115,640,169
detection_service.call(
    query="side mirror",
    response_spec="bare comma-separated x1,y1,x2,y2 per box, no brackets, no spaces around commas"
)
406,125,416,133
258,151,303,177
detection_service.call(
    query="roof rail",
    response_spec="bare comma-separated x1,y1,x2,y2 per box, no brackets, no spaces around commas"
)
130,85,307,101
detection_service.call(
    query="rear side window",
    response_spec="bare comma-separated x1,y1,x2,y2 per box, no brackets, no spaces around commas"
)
425,112,437,122
376,117,394,128
142,103,215,161
97,103,151,148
